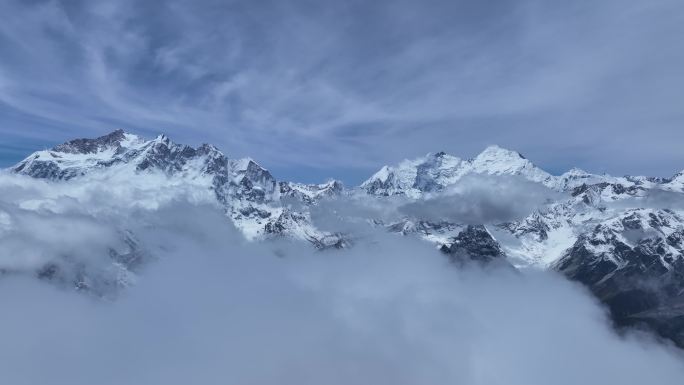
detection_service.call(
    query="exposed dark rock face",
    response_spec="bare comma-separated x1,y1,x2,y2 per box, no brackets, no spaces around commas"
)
279,180,344,205
570,182,646,206
386,219,459,237
52,129,127,154
554,210,684,347
412,153,449,193
499,212,551,242
135,138,200,174
13,130,133,180
440,225,508,266
362,172,397,197
13,158,67,179
232,160,277,202
310,233,352,250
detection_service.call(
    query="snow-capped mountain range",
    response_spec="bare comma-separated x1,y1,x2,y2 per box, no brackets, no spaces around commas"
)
5,129,684,347
361,146,558,197
360,143,684,347
360,144,674,197
13,129,346,245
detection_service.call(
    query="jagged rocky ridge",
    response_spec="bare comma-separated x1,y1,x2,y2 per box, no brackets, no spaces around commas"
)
9,130,349,297
7,129,684,347
439,225,510,267
552,209,684,346
364,146,684,347
13,129,347,243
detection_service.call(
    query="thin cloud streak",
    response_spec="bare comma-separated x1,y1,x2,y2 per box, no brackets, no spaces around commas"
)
0,0,683,183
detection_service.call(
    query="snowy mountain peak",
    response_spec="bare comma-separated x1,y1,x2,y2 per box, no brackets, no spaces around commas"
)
474,145,526,161
233,157,263,172
424,151,462,164
556,168,610,190
230,157,277,197
197,143,220,154
13,130,150,179
561,167,589,177
362,145,556,197
664,169,684,191
12,129,228,180
360,151,465,198
10,130,348,247
279,179,344,204
371,165,393,183
360,144,678,197
152,133,171,145
48,129,148,156
469,145,553,185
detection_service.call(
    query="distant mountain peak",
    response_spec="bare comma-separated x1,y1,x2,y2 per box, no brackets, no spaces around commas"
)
664,169,684,192
233,157,263,171
10,129,346,247
476,144,526,160
563,167,590,176
362,145,554,197
152,133,170,144
469,145,545,178
51,129,131,154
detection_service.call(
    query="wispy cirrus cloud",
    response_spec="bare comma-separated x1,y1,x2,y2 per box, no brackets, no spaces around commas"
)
1,0,683,183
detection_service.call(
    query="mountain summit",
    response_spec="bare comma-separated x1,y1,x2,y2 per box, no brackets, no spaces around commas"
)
361,145,557,197
12,130,345,244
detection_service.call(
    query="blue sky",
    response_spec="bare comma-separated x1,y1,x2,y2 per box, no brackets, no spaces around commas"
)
1,0,683,184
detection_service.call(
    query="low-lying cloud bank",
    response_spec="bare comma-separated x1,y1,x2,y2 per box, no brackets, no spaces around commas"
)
398,175,560,224
308,175,559,234
0,173,683,384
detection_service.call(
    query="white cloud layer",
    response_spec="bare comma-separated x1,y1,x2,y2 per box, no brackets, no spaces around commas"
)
0,173,684,384
398,175,560,224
